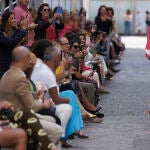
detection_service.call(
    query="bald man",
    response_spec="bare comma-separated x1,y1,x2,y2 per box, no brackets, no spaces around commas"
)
0,46,62,144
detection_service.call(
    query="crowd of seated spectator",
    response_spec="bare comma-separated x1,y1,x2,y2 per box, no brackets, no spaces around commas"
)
0,0,125,149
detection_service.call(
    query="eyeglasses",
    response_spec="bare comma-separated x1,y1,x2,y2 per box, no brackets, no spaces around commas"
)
61,43,70,46
43,9,50,12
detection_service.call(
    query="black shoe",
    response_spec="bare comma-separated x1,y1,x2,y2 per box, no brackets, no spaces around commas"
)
95,112,104,118
110,66,120,73
85,106,102,114
68,134,76,140
85,107,104,118
61,139,72,148
105,73,113,80
110,59,120,66
112,68,120,73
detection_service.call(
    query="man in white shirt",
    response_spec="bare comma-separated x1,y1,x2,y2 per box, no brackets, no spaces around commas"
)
31,50,72,141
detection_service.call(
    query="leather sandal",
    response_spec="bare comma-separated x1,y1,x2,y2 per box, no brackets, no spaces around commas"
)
83,116,103,123
82,113,96,120
74,132,88,139
61,139,72,148
99,89,110,94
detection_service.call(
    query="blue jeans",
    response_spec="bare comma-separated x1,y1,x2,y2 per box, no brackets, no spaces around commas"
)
124,21,131,35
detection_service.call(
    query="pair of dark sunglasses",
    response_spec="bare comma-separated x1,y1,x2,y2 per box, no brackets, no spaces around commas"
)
73,44,85,50
43,9,50,12
73,45,80,49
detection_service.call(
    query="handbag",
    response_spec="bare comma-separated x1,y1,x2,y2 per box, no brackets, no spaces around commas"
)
38,106,61,125
38,105,56,116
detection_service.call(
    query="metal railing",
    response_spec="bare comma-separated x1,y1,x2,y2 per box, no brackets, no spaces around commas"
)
0,0,17,14
0,0,83,15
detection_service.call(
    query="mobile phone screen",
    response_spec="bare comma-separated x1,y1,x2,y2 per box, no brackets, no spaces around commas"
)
86,36,91,46
56,7,62,15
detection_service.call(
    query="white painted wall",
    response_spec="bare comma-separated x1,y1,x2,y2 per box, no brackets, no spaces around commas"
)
83,0,90,19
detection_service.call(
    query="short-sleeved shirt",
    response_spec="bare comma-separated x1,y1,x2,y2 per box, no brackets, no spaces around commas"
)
31,59,59,98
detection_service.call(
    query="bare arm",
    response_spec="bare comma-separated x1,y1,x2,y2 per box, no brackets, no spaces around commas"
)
48,87,69,104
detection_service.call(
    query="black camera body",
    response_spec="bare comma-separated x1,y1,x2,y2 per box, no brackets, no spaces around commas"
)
80,44,85,51
0,109,12,115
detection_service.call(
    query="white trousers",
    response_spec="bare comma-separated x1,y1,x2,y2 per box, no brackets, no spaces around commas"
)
36,113,62,143
55,104,72,138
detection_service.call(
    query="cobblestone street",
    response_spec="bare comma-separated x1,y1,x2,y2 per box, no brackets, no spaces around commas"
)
63,36,150,150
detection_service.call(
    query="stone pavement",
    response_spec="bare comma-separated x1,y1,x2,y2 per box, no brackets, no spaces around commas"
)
63,36,150,150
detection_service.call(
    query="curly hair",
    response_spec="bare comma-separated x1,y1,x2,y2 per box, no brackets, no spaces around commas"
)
35,3,51,21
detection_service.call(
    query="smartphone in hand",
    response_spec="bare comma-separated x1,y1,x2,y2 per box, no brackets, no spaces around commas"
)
56,7,62,15
85,36,91,46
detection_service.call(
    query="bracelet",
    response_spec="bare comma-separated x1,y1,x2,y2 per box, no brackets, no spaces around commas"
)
48,143,56,149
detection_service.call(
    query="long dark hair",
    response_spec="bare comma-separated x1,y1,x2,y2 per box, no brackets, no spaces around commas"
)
31,39,53,60
65,32,81,48
79,7,86,17
95,5,107,19
1,11,13,33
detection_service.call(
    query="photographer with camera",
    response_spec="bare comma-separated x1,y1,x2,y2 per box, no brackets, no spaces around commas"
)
79,32,110,94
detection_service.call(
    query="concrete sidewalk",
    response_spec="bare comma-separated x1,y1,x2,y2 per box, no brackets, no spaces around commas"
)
63,36,150,150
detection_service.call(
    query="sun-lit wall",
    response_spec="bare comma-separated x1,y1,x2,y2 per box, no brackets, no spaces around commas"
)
89,0,133,34
135,0,150,34
89,0,150,34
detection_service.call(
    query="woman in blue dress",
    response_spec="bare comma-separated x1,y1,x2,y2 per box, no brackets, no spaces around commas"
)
59,90,85,139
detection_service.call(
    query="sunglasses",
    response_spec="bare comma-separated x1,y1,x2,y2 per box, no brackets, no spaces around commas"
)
73,45,80,49
73,45,85,50
43,9,50,12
